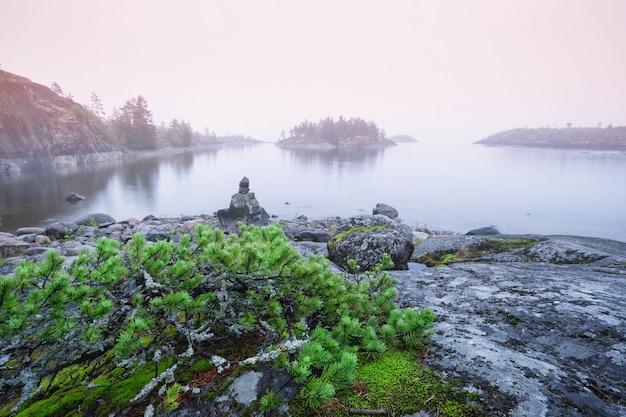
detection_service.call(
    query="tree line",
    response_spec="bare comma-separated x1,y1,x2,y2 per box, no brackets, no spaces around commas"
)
87,92,211,151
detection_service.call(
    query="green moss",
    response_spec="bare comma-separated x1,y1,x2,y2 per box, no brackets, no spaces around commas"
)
477,237,534,254
498,309,521,325
290,349,485,417
16,386,85,417
14,360,173,417
328,225,390,250
419,237,536,266
188,358,213,373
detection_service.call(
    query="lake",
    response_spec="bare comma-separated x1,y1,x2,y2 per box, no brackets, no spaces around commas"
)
1,142,625,242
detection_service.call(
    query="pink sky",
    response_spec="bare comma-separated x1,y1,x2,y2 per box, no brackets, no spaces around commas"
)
2,0,625,142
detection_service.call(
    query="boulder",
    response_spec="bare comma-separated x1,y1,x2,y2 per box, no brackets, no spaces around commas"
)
65,192,86,202
45,222,79,239
132,222,176,242
74,213,116,227
0,233,30,257
327,214,414,271
466,226,501,235
372,202,399,219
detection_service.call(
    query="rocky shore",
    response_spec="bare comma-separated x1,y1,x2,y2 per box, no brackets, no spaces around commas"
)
1,212,625,417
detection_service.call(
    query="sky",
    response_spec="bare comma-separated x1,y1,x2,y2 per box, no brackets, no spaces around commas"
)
1,0,625,143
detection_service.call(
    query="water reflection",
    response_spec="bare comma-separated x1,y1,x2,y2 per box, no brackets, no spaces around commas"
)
279,145,388,171
0,163,118,231
120,157,161,190
1,144,625,241
0,148,220,232
168,152,195,176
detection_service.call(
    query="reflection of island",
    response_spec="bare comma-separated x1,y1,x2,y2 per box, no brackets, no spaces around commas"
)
280,145,387,171
475,126,626,150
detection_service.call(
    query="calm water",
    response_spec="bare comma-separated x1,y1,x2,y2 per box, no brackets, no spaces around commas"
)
1,143,625,242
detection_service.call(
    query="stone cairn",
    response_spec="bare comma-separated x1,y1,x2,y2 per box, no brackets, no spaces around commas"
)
217,176,269,231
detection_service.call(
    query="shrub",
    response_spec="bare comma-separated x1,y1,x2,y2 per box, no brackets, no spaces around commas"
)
0,224,435,416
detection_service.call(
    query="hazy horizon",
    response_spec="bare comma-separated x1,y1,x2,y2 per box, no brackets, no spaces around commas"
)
2,0,625,143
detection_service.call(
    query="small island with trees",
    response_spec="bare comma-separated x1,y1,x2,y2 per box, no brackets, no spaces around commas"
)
475,125,626,150
277,116,396,148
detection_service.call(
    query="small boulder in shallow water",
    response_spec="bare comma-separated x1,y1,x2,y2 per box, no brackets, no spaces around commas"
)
65,192,85,202
372,202,399,219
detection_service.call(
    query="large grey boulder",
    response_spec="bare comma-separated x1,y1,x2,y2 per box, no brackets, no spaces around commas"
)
45,222,79,239
327,214,414,271
74,213,116,227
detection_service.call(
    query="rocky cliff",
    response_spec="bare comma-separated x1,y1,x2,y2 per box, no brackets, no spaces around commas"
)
0,70,121,171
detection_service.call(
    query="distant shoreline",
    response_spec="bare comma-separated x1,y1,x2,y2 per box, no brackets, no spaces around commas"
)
474,126,626,150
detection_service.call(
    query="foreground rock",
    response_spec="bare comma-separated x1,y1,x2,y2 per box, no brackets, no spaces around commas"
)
393,234,626,417
0,213,625,416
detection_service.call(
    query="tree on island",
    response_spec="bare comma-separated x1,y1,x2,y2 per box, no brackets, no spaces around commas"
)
285,116,387,145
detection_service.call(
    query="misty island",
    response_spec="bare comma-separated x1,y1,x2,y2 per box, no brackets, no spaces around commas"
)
276,116,396,148
475,125,626,150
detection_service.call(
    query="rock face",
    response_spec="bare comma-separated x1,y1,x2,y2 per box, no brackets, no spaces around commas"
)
217,177,269,231
327,214,414,271
396,234,626,417
0,70,121,170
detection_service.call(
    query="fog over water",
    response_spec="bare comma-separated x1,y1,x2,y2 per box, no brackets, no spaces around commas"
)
1,142,625,242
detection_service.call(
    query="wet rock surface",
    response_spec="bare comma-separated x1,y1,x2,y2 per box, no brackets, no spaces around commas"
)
391,235,626,417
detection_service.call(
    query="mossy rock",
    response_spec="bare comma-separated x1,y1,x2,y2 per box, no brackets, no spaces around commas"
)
327,215,414,272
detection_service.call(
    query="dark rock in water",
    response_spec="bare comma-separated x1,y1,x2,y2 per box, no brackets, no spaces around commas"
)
328,214,414,271
45,222,79,239
372,202,399,219
217,176,269,231
65,192,86,202
466,226,500,235
74,213,116,227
